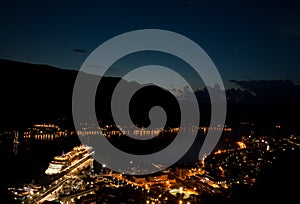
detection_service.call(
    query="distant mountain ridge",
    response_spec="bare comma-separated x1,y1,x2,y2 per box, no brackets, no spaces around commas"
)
0,58,299,129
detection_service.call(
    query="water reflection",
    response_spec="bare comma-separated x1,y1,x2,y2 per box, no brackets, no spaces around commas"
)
23,123,69,141
13,131,19,155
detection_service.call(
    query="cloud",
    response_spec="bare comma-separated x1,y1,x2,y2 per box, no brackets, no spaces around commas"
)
86,64,117,72
72,48,88,53
187,0,198,6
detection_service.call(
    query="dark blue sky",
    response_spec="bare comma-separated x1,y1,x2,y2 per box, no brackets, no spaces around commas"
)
1,0,300,88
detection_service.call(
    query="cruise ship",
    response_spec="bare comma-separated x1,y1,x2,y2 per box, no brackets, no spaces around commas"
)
45,144,94,175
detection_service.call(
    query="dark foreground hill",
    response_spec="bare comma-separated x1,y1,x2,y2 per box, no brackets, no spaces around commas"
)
0,59,77,129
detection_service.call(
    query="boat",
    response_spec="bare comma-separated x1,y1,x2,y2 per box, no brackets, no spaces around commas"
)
45,144,94,175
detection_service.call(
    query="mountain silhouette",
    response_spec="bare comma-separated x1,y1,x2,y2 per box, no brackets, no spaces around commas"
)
0,58,299,130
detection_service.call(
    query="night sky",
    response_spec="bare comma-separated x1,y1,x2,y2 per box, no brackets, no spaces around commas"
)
1,0,300,89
